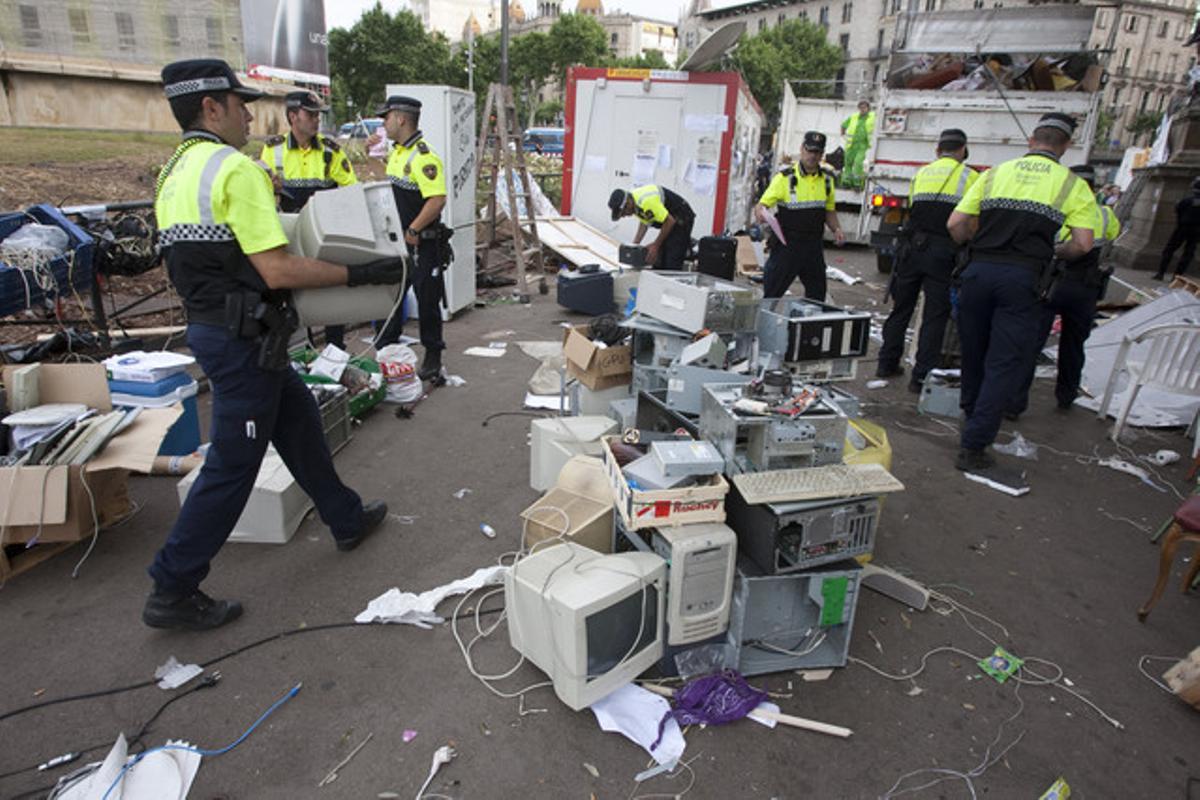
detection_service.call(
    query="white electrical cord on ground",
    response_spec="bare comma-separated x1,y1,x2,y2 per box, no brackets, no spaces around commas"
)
414,744,456,800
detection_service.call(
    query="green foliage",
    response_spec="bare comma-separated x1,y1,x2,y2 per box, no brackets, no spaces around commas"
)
535,100,564,124
611,50,671,70
1128,110,1164,144
730,19,844,129
1095,108,1115,145
327,3,455,123
546,13,610,82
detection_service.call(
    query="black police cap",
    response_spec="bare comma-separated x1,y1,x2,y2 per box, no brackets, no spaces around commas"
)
285,90,329,112
375,95,422,116
1070,164,1096,187
803,131,827,152
938,128,968,147
161,59,263,102
608,189,629,221
1034,113,1077,137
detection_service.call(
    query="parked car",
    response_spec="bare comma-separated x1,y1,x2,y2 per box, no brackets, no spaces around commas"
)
337,118,384,142
522,127,565,154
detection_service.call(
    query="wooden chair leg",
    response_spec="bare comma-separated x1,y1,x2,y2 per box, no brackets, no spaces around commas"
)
1139,522,1185,621
1182,540,1200,593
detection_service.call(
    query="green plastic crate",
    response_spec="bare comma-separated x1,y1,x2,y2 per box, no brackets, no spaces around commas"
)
291,347,386,419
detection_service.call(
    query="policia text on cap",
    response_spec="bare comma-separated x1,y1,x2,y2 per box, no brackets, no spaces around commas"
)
146,59,394,631
946,112,1098,474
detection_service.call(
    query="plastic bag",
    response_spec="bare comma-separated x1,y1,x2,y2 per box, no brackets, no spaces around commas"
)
376,344,422,403
993,432,1038,460
1,223,69,260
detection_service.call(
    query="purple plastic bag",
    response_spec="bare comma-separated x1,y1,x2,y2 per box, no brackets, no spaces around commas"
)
651,669,769,750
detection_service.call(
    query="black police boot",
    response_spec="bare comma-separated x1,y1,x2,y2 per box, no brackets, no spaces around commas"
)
142,588,243,631
418,349,443,381
955,448,996,472
908,378,923,394
1002,410,1021,422
876,364,904,379
335,500,388,552
1152,271,1166,281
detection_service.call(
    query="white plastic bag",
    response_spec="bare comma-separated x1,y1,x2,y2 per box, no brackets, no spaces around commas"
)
376,344,422,403
0,223,69,261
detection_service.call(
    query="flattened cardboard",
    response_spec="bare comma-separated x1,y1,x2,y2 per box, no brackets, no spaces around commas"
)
562,325,632,391
0,466,129,543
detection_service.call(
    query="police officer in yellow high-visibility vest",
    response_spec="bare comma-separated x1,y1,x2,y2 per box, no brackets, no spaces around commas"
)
607,184,696,268
260,90,358,349
369,96,448,380
878,128,978,391
840,100,875,188
1008,164,1121,419
948,113,1099,473
755,130,844,301
147,59,400,631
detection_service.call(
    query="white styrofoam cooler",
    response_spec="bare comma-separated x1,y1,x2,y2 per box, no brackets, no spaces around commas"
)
176,446,311,544
385,83,477,318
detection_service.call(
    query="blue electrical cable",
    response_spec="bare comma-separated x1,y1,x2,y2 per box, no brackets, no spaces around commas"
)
99,682,302,800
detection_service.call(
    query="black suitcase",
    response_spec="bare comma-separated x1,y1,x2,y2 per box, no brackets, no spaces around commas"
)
557,268,614,316
697,236,737,280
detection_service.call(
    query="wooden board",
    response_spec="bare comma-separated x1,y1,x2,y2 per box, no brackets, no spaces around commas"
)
535,216,624,272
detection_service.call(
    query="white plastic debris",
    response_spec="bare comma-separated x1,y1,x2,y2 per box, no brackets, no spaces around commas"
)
355,565,509,627
154,656,203,691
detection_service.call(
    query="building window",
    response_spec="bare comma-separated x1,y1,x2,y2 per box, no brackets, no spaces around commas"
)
1157,92,1165,111
163,15,181,49
18,4,41,47
1169,53,1179,79
890,0,902,14
206,17,222,50
972,0,983,8
1112,87,1121,106
779,12,786,24
925,0,936,10
873,64,881,83
1096,10,1107,29
68,8,90,44
1178,20,1189,40
799,9,808,19
1123,14,1139,34
611,32,618,45
839,32,850,52
877,29,884,49
1159,20,1170,37
1121,48,1131,68
115,11,136,50
1140,91,1149,112
758,17,766,31
842,3,853,23
818,6,829,26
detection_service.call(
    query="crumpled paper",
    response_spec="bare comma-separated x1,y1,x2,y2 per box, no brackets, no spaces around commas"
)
355,565,509,627
57,733,200,800
590,684,686,766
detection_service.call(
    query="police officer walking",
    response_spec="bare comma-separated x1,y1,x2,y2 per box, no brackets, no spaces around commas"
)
755,131,844,301
147,60,400,630
877,129,977,392
947,113,1098,472
369,96,448,381
607,184,696,268
261,90,358,349
1008,165,1120,418
1154,176,1200,280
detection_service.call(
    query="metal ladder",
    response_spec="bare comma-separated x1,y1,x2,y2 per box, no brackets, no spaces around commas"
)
475,82,546,302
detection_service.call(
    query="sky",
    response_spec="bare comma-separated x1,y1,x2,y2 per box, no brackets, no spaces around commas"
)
324,0,696,32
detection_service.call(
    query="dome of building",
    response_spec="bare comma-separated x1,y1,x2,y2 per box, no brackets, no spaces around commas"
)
463,11,482,39
576,0,603,15
510,1,527,23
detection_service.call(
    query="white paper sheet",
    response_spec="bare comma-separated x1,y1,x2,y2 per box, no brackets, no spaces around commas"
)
684,114,729,133
58,734,201,800
584,154,607,173
590,683,686,766
632,154,657,183
658,144,672,169
355,565,509,626
524,392,571,411
463,346,506,358
691,164,718,196
309,344,351,381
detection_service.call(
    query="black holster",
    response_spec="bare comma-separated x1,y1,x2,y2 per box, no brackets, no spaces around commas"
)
224,291,297,371
951,247,972,286
1038,258,1065,302
420,222,454,308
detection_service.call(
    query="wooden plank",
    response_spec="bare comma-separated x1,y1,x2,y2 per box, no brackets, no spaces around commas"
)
0,541,73,582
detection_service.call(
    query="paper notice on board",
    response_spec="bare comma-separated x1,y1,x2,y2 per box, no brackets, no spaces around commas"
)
584,154,607,173
684,114,729,133
696,136,719,166
632,153,656,183
658,144,672,169
636,130,658,157
692,164,718,196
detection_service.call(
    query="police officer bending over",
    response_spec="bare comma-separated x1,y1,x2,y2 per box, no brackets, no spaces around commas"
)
947,113,1098,472
147,60,398,630
755,131,844,302
607,185,696,269
369,96,449,381
261,90,358,349
878,129,978,392
1007,165,1120,419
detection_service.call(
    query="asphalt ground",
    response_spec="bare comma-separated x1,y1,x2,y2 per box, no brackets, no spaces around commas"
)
0,248,1196,799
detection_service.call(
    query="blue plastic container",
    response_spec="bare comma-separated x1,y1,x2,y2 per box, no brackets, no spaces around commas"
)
0,204,95,318
109,372,202,456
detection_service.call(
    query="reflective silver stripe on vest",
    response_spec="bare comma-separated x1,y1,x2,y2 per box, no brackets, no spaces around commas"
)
198,146,238,226
778,200,829,210
158,223,235,244
390,175,419,190
282,178,338,189
274,144,284,172
955,163,969,197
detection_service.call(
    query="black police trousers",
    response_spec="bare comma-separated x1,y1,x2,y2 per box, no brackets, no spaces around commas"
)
1008,274,1100,415
651,217,693,269
1157,226,1198,278
763,239,826,301
878,235,956,382
376,237,445,351
148,323,365,595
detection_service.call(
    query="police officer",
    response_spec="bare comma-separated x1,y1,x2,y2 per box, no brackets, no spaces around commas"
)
1008,165,1120,418
947,113,1098,472
261,90,358,350
878,129,978,392
1154,176,1200,280
840,100,875,188
755,131,844,301
369,96,448,380
607,184,695,268
147,60,400,630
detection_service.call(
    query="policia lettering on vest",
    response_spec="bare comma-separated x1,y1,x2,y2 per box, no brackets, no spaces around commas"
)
755,130,845,302
145,59,397,632
261,90,358,350
608,185,696,268
947,112,1099,473
369,95,451,381
878,128,978,392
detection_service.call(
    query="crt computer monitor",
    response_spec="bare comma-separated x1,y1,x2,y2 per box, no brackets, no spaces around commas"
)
505,541,665,711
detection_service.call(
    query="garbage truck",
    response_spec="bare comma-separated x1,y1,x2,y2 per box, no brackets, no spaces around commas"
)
774,5,1105,271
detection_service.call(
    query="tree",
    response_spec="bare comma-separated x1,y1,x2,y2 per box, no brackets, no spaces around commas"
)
730,19,844,129
510,31,556,126
1128,110,1164,145
611,50,671,70
327,4,455,123
1095,108,1115,148
547,13,610,84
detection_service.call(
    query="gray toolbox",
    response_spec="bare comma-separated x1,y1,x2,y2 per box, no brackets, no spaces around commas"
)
726,482,879,573
727,558,862,675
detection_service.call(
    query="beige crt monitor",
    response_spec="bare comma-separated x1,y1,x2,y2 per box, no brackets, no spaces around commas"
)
283,182,407,328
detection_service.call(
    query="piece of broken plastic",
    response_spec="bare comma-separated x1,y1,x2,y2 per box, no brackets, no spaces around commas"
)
993,432,1038,460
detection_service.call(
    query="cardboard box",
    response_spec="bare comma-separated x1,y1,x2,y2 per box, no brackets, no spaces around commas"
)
521,455,614,553
601,436,728,530
1165,648,1200,710
562,325,632,391
0,364,179,544
734,235,761,276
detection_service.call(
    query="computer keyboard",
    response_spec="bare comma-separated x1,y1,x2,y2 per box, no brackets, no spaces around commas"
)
733,463,904,505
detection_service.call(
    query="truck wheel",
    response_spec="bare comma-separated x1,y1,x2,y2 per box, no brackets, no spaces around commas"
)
877,251,893,274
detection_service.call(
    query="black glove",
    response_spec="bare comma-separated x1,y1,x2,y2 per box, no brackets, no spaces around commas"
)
346,256,407,287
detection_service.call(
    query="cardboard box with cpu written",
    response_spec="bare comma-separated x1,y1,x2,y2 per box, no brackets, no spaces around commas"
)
562,325,631,391
0,364,180,544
